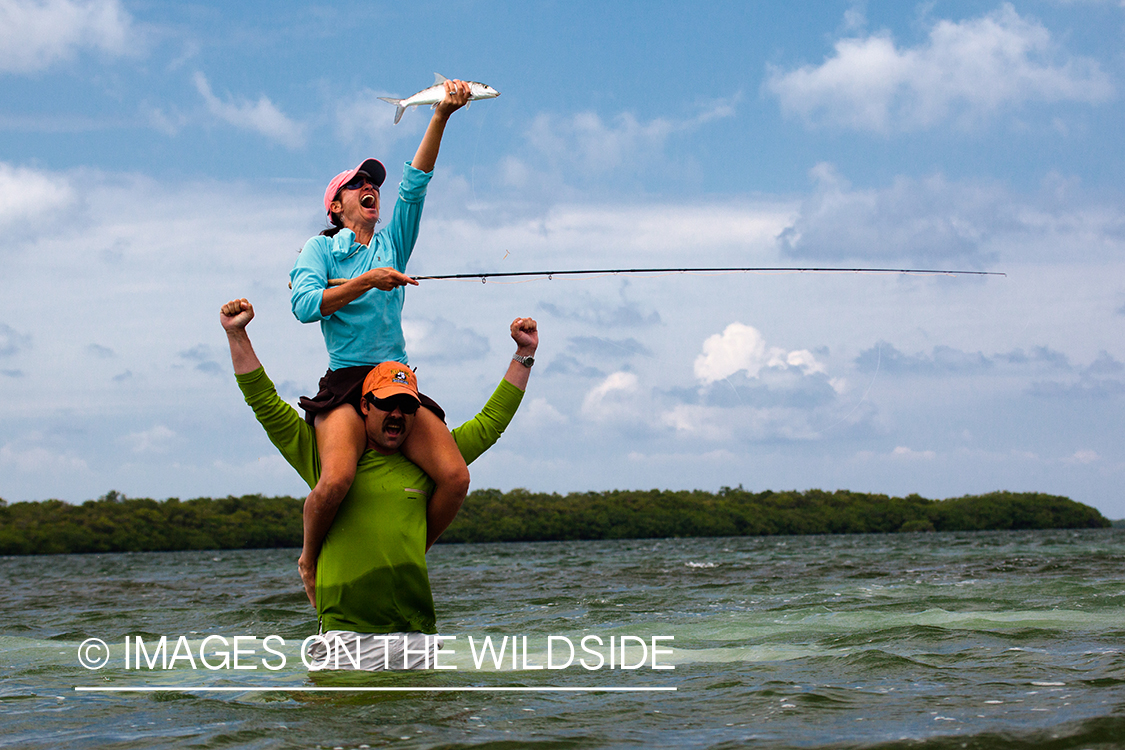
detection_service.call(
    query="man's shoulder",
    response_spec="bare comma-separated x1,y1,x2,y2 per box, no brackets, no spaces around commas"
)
235,366,320,489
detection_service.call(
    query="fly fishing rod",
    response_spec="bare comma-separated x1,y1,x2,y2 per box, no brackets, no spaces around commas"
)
315,266,1004,287
412,266,1005,282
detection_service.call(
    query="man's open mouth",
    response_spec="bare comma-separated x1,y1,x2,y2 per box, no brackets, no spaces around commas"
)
383,416,406,437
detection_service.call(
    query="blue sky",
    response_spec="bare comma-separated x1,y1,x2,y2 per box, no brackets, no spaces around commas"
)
2,0,1124,519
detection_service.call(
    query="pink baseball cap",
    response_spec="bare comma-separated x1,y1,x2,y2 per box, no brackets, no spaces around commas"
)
323,158,387,216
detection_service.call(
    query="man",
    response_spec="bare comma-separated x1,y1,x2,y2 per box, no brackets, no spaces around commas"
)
220,297,538,669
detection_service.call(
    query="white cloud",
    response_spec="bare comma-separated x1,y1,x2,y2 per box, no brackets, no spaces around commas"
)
335,89,421,153
660,402,831,443
527,111,674,174
779,163,1003,262
581,371,639,421
498,155,534,190
891,446,937,460
402,317,490,363
765,3,1113,132
0,0,133,73
855,446,938,461
193,72,306,149
776,163,1125,264
660,404,734,441
511,96,738,182
1049,0,1125,6
0,442,88,473
144,106,185,137
840,2,866,33
207,454,300,485
1064,449,1100,465
785,350,827,376
856,341,1073,376
420,200,793,273
0,166,318,432
523,397,568,427
694,323,769,383
0,162,76,228
539,291,660,328
693,323,825,385
120,425,176,454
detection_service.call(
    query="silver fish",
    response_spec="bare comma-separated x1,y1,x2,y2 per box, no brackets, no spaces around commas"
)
378,73,499,124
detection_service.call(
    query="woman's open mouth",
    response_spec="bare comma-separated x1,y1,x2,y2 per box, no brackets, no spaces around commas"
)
360,194,376,208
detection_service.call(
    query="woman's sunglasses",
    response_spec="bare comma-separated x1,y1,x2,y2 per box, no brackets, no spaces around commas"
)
342,173,380,192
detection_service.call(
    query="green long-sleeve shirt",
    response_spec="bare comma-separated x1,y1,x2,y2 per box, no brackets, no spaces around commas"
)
236,367,524,634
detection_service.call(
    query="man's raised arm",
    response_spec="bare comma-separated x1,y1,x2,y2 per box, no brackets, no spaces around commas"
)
427,316,539,550
221,297,324,605
220,298,262,374
504,317,538,391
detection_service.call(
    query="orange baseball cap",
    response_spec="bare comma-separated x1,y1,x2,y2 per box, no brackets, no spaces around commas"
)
362,362,420,403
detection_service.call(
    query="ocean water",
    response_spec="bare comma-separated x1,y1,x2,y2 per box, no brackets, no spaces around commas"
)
1,529,1123,749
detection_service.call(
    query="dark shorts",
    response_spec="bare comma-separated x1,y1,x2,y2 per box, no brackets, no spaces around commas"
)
298,365,446,426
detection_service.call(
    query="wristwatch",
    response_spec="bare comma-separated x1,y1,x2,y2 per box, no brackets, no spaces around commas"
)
512,354,535,368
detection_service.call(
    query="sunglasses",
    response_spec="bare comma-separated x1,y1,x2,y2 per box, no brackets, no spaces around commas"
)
342,173,380,192
364,394,420,414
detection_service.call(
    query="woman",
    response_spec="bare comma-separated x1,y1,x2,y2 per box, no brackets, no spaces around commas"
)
288,79,472,605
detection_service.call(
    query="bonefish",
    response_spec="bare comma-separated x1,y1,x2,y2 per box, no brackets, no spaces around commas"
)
379,73,499,124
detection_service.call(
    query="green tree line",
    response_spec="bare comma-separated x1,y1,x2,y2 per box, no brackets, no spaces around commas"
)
441,487,1110,543
0,491,302,555
0,488,1111,556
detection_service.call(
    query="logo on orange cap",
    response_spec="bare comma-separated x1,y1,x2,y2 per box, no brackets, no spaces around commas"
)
362,362,420,403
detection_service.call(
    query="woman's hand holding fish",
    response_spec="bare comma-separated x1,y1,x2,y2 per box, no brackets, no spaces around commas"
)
434,78,471,118
412,79,473,172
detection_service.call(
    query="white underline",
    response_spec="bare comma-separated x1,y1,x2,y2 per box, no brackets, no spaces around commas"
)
75,686,676,693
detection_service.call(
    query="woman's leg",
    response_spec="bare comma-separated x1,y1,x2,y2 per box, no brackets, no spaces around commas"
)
401,408,470,551
298,404,366,607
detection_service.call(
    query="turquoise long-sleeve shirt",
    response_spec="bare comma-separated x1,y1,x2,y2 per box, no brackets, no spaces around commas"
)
236,367,524,634
289,162,431,369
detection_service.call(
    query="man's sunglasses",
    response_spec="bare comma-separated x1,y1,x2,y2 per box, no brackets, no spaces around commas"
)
364,394,420,414
342,173,380,191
